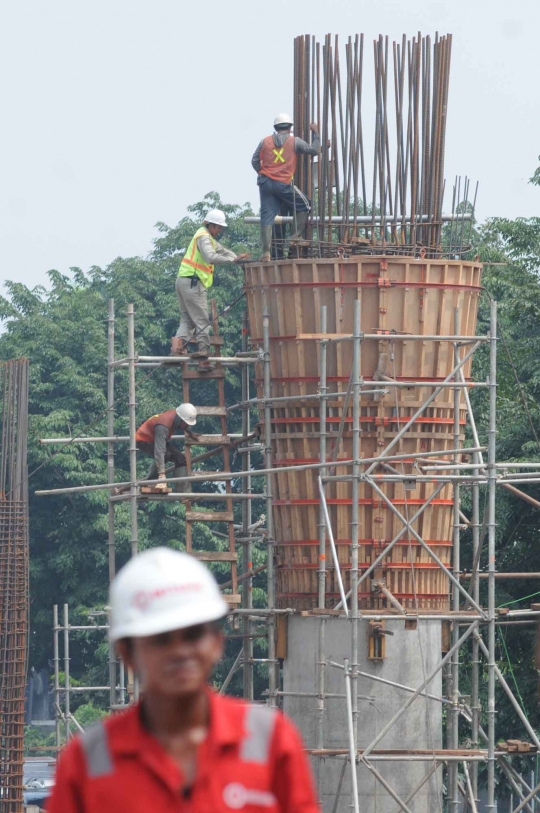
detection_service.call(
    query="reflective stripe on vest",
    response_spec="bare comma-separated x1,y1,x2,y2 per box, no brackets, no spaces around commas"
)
80,721,113,778
80,705,276,779
178,227,215,288
259,135,297,184
239,705,276,764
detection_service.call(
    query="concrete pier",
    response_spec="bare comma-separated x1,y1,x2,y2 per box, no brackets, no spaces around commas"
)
283,616,443,813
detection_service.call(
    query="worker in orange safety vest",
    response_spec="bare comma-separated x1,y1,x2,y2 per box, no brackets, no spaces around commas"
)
252,113,321,260
47,547,321,813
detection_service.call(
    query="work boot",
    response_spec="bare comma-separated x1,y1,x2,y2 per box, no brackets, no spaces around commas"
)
174,466,191,495
171,336,188,356
260,225,273,262
289,210,309,242
198,359,216,372
190,348,211,359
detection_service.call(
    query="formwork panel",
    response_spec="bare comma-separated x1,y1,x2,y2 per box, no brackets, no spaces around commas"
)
245,257,482,610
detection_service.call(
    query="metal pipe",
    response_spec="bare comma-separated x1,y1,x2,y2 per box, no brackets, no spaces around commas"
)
127,304,138,557
344,659,360,813
318,478,349,616
449,311,461,813
361,621,479,759
63,604,70,742
487,300,497,812
350,298,361,758
317,305,328,753
463,761,479,813
34,445,486,496
241,312,253,701
335,482,446,609
262,300,277,706
53,605,60,748
363,341,483,476
367,477,487,617
475,633,540,750
220,649,243,695
318,307,328,609
243,214,473,224
107,298,116,711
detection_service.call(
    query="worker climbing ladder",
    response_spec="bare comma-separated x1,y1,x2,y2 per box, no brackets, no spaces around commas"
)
180,300,241,608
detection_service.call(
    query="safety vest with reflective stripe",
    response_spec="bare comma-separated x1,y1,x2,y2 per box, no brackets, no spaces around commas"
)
259,135,297,183
81,704,277,776
178,227,216,288
135,410,178,444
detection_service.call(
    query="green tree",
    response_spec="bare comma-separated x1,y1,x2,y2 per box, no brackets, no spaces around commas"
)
0,193,268,700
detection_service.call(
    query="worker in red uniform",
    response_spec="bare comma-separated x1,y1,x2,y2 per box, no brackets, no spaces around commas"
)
136,403,198,492
48,547,321,813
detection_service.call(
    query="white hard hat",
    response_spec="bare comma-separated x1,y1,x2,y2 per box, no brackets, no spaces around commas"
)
274,112,293,128
176,403,197,426
204,208,228,228
109,547,228,641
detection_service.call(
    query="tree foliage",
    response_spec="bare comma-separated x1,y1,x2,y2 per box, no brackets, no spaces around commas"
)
4,183,540,741
0,193,268,710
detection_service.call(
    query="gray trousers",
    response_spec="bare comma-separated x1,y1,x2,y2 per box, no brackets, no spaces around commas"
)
175,276,211,352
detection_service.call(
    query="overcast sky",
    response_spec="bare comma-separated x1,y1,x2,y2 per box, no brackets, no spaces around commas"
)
1,0,538,289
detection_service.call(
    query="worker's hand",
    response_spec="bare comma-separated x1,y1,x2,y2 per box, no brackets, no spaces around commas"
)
309,122,319,133
187,431,201,442
326,139,331,148
155,475,168,492
236,253,251,262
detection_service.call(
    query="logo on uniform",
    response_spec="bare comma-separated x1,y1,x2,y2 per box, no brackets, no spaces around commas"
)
223,783,276,809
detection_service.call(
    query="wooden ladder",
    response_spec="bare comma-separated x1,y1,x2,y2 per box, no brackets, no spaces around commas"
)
181,301,240,607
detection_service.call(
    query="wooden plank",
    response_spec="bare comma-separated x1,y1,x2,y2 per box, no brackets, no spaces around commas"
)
140,485,172,494
224,594,242,605
192,551,238,562
185,511,235,523
185,434,230,446
192,406,227,416
182,369,226,380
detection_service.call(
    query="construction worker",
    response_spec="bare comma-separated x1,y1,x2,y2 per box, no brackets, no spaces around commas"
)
48,547,320,813
136,404,198,492
252,113,321,260
172,209,250,363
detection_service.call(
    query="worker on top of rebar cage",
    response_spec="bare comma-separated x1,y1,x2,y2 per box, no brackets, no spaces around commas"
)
48,547,320,813
135,404,198,493
173,209,250,366
252,113,320,261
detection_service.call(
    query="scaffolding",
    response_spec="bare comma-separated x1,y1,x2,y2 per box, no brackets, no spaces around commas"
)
37,294,540,813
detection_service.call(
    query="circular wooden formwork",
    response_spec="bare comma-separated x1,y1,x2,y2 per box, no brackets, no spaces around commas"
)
244,257,483,610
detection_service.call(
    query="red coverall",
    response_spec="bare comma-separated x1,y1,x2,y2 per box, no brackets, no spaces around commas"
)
47,689,320,813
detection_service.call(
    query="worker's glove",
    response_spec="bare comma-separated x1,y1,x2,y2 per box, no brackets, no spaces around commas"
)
187,431,201,442
154,475,169,492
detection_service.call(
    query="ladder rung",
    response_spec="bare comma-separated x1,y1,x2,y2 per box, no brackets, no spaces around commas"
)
186,511,234,523
193,406,227,417
185,434,230,446
182,369,226,380
192,551,237,562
